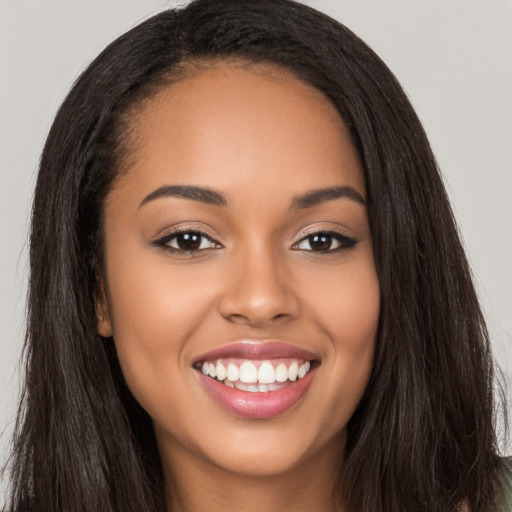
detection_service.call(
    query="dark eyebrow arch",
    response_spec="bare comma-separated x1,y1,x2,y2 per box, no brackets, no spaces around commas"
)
139,185,228,208
289,186,366,210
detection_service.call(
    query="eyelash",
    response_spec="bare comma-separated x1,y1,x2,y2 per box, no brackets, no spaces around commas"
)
292,230,358,253
152,228,358,254
152,228,221,254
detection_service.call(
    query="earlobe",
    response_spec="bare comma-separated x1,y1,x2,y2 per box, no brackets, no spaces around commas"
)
97,311,113,338
96,280,113,338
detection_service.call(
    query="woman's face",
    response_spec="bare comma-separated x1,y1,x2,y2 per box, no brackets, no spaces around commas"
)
99,63,380,478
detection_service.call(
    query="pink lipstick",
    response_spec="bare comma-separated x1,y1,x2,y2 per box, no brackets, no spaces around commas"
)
194,341,319,418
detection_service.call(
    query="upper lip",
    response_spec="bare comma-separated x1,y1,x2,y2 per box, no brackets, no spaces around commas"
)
193,340,319,364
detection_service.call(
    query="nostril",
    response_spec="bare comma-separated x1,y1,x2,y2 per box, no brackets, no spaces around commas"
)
224,311,293,327
217,276,301,327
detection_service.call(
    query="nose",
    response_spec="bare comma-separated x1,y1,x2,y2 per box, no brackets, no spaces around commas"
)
217,245,300,327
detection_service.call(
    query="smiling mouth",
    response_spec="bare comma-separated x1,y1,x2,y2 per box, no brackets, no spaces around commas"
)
194,358,314,392
193,341,320,418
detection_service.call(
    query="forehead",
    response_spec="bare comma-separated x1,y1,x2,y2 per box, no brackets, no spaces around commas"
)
110,61,365,204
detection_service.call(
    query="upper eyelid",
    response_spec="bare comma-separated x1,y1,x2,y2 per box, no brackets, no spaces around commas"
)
155,225,220,242
294,227,352,241
292,229,358,251
151,229,221,254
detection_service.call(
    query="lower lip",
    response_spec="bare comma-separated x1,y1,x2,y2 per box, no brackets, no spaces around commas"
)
196,368,316,419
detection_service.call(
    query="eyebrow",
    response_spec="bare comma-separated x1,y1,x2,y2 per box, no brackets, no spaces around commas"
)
139,184,365,210
289,186,366,210
139,185,228,208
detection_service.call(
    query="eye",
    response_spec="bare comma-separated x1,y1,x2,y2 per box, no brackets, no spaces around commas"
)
294,231,357,252
154,230,220,253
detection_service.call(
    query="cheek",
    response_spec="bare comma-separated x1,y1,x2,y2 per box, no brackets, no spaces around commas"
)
106,247,217,338
306,255,380,347
103,252,217,407
303,254,380,399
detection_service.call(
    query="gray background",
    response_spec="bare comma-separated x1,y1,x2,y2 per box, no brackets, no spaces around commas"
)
1,0,511,503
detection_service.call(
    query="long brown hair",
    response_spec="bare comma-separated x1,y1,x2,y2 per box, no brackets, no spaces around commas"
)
7,0,505,510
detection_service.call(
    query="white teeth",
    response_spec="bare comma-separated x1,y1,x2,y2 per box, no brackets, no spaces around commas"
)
258,362,275,384
275,363,288,382
223,379,287,393
288,361,298,381
200,357,314,389
226,363,239,382
234,382,259,392
216,362,227,381
239,361,258,383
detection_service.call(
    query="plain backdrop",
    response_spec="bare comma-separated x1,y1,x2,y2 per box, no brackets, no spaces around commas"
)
1,0,511,503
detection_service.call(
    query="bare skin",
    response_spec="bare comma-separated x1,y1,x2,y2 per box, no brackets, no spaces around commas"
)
165,432,343,511
98,62,380,512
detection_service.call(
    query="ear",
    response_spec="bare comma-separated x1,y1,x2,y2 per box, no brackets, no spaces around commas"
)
96,279,113,338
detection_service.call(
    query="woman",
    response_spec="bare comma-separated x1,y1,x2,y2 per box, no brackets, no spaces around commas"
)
6,0,509,510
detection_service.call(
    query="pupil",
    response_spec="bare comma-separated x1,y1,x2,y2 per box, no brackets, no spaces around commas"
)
177,233,201,250
310,234,331,251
